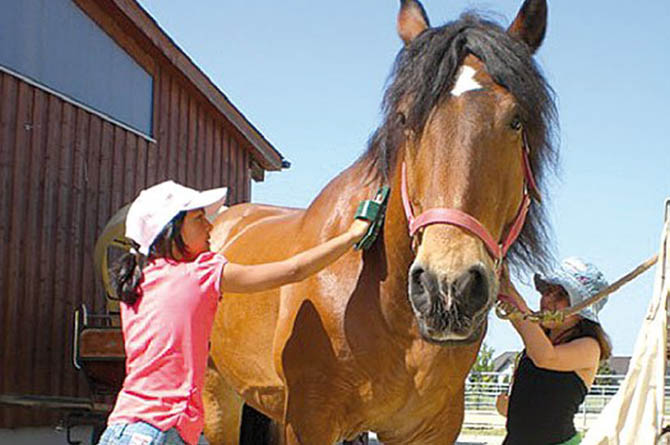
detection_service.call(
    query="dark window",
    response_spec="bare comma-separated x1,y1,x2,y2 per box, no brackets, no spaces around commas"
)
0,0,153,136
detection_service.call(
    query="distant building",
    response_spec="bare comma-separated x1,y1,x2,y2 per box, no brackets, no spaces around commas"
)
607,356,631,375
492,351,519,383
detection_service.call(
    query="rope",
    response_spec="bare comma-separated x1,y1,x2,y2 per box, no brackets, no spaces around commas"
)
495,255,659,323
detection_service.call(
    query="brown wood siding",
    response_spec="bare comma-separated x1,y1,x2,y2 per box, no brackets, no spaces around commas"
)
0,61,252,427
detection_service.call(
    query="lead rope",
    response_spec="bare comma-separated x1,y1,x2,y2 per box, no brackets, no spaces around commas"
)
495,255,659,323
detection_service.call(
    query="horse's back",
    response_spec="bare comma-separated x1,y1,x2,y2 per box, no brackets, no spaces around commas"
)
210,202,303,253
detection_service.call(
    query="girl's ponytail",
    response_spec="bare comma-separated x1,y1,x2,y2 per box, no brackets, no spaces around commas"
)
109,212,187,306
111,244,146,306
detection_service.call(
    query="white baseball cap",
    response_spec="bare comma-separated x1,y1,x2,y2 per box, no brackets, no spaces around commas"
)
125,180,228,255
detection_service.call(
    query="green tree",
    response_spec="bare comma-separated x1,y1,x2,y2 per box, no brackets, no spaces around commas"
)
594,360,618,388
468,343,497,410
471,342,496,382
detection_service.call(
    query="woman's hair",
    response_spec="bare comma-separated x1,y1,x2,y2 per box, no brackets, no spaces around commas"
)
543,285,612,362
557,318,613,362
111,211,189,305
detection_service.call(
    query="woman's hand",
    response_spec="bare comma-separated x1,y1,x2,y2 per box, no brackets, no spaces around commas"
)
495,393,509,417
499,264,530,314
348,219,372,244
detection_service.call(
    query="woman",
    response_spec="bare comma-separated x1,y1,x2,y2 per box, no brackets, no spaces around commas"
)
496,257,612,445
97,180,373,445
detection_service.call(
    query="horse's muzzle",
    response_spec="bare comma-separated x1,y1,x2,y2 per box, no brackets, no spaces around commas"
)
408,263,492,344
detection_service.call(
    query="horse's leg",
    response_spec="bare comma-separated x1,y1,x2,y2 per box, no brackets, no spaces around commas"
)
418,403,465,445
282,423,341,445
378,396,465,445
267,419,285,445
432,401,465,445
203,364,244,445
283,424,300,445
282,423,339,445
343,433,369,444
282,425,367,445
277,300,345,444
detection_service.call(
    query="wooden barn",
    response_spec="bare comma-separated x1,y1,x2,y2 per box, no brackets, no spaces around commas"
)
0,0,285,432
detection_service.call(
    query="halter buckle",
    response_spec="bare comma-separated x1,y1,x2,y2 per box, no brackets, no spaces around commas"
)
494,245,504,272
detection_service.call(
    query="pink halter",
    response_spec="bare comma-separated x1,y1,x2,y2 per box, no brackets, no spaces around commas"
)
400,134,540,267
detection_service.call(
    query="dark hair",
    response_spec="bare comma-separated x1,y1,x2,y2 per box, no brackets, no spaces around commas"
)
565,318,612,362
360,12,558,275
545,287,613,362
555,318,613,362
111,211,189,305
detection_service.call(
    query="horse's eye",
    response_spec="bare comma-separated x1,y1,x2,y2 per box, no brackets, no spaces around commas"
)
397,112,407,126
510,116,523,131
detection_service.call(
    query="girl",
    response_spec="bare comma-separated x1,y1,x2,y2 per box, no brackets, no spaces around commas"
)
97,180,373,445
497,258,612,445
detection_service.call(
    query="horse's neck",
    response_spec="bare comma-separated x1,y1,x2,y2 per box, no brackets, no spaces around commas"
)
301,154,413,283
385,161,414,266
308,157,414,269
303,158,382,226
305,157,420,344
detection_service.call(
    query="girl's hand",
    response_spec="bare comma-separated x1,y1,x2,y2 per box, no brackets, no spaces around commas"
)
348,219,372,244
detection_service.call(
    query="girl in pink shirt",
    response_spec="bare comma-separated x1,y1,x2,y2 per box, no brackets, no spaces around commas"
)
97,181,371,445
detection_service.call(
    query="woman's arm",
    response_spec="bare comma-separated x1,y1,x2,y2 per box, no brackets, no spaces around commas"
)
510,317,600,371
221,219,369,294
501,271,600,372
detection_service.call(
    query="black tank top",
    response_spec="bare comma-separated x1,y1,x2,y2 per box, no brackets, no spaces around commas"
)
502,350,588,445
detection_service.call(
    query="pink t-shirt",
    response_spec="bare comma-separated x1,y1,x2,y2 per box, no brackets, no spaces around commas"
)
108,251,227,445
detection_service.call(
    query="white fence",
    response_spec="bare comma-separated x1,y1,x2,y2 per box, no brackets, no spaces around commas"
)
464,371,670,430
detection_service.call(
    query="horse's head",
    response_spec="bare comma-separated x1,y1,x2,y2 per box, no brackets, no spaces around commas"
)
368,0,557,345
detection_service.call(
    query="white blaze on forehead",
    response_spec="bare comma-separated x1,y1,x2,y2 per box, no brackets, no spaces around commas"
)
450,65,482,97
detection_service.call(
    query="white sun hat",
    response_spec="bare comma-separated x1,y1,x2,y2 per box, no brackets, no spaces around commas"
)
533,257,609,323
125,180,228,255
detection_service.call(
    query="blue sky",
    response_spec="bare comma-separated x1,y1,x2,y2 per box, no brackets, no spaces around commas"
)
138,0,669,358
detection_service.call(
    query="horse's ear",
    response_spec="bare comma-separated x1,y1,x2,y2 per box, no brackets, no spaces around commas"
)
398,0,430,45
507,0,547,53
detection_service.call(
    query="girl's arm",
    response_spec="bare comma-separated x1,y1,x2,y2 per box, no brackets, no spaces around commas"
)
501,272,600,372
221,219,369,294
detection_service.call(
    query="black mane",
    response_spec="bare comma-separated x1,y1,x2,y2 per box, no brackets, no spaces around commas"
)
363,12,559,274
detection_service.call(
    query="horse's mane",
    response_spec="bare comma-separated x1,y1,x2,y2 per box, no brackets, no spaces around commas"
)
362,12,559,274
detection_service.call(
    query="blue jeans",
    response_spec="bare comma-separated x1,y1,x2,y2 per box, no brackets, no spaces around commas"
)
97,422,187,445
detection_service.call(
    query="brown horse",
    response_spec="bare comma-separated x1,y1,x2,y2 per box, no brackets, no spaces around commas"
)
204,0,558,443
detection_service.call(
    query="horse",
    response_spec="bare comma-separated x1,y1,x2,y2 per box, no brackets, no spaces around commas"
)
204,0,558,443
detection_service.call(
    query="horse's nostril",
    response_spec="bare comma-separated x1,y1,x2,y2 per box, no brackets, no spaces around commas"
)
410,265,426,293
453,266,490,314
409,265,440,312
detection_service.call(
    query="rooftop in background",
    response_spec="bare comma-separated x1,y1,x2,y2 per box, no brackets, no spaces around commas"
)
493,351,518,374
608,356,631,376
